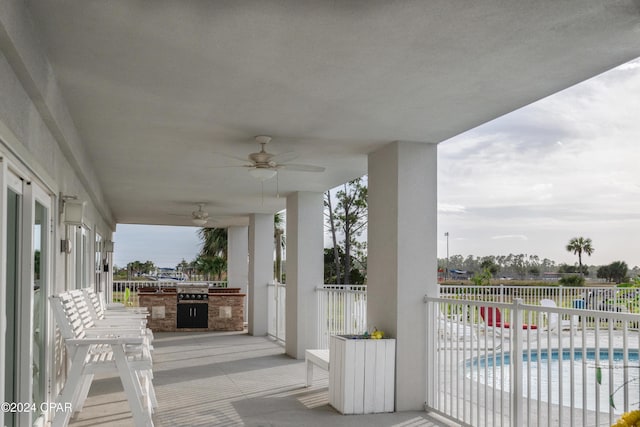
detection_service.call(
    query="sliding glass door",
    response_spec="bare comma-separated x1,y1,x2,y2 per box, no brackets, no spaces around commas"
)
2,168,51,427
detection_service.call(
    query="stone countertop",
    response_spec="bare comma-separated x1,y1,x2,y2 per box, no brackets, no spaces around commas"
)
137,287,245,296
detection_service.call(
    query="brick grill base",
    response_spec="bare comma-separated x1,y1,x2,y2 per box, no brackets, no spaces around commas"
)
138,292,245,332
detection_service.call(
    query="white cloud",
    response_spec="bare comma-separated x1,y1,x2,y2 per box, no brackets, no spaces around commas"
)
438,203,466,213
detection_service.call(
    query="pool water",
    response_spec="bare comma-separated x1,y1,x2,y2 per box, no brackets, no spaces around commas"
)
468,349,640,413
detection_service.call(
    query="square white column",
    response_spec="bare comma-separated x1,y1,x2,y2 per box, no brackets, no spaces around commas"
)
227,226,248,322
227,226,248,291
367,141,438,411
248,214,273,336
285,192,323,359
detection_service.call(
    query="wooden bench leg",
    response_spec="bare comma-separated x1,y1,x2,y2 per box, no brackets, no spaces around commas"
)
75,373,94,412
113,347,153,426
52,348,89,427
306,359,314,387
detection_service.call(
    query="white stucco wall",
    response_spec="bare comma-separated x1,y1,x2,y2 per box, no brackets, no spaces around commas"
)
0,3,115,423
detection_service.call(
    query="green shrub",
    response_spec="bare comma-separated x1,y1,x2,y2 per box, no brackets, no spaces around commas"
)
559,275,585,286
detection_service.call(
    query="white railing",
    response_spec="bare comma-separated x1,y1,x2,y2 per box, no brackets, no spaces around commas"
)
425,296,640,427
439,284,639,314
316,284,367,349
267,282,286,344
111,280,228,306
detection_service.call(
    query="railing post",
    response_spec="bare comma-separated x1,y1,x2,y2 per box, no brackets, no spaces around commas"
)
275,281,281,341
511,298,524,427
345,291,353,334
424,296,434,411
500,284,504,303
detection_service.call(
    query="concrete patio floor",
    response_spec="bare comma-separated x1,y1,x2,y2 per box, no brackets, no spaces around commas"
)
68,331,452,427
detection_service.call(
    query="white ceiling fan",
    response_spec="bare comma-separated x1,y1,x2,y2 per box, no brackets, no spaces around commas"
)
230,135,325,181
190,203,209,226
168,203,210,226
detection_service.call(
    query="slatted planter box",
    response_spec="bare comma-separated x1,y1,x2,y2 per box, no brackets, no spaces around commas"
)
329,335,396,414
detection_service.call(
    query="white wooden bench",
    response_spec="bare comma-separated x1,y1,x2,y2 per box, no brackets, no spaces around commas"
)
305,349,330,387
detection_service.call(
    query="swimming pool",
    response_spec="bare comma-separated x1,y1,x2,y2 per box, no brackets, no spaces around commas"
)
468,349,640,413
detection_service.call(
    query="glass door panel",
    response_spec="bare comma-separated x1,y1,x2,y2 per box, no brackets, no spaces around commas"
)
4,187,21,427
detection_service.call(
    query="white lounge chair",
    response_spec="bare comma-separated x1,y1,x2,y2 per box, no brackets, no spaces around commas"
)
540,299,577,334
439,306,477,342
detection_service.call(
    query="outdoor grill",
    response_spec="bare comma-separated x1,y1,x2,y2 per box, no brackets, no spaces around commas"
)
176,285,209,328
176,284,209,302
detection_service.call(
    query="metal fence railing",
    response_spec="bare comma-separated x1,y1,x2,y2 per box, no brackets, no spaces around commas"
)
425,296,640,427
267,282,286,344
439,284,640,315
316,284,367,349
111,280,228,306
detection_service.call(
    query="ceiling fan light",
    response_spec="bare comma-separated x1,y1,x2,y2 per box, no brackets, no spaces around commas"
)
192,218,208,226
249,167,277,181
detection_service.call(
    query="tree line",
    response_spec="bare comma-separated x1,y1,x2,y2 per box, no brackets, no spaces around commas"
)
441,254,638,284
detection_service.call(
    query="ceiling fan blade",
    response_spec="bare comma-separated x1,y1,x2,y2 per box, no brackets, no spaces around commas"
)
270,151,298,164
278,163,325,172
214,152,252,163
213,164,254,168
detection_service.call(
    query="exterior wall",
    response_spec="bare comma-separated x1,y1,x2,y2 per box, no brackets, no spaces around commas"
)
0,3,114,425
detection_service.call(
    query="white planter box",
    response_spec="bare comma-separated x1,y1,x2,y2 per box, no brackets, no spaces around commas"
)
329,335,396,414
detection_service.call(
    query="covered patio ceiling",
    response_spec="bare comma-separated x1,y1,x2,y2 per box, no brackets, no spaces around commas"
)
24,0,640,227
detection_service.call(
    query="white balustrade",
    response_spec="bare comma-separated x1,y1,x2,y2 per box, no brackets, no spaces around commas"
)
267,281,286,343
425,295,640,427
316,285,367,349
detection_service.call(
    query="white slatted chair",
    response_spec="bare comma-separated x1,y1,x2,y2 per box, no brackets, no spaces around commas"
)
69,290,154,351
83,289,153,340
50,292,156,427
72,290,149,329
83,288,149,320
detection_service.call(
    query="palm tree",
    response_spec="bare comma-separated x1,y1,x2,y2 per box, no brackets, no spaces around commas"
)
195,255,227,281
566,237,594,275
274,212,285,283
198,228,228,260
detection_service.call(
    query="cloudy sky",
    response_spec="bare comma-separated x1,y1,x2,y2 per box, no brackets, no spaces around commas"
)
438,58,640,268
114,57,640,269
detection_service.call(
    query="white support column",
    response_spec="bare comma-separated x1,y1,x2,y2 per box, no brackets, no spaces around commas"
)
248,214,273,336
367,141,438,411
285,192,323,359
227,226,248,290
227,226,249,322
